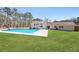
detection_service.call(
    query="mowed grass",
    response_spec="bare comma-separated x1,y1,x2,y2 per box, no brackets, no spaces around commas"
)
0,30,79,52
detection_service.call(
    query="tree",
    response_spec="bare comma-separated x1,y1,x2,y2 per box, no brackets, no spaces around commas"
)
44,17,49,29
0,7,33,28
24,12,33,28
2,7,12,28
70,17,79,25
76,17,79,25
0,14,6,26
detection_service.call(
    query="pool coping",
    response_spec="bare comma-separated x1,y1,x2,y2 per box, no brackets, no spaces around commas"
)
0,29,48,37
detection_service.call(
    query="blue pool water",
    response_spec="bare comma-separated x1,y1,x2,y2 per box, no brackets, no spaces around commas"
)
3,29,38,33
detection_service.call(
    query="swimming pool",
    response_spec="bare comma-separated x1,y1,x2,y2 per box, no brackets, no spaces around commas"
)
3,29,38,33
0,29,48,37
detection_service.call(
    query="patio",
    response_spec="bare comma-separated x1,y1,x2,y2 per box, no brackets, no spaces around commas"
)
0,29,48,37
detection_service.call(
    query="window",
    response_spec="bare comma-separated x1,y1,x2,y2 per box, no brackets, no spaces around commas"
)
59,26,63,28
40,26,43,27
34,24,38,25
54,26,58,30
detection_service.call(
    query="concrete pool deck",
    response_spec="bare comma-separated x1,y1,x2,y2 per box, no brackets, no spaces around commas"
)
0,29,48,37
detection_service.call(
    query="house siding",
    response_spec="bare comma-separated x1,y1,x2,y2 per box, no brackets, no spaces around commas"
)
61,26,74,31
48,22,76,31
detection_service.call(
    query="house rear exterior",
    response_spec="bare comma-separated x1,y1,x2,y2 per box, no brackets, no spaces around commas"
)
31,18,47,29
48,22,79,31
31,18,79,31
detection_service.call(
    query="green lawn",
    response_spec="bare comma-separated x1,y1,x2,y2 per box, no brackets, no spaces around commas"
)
0,30,79,52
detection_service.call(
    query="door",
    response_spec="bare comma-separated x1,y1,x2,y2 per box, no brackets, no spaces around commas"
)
74,26,79,31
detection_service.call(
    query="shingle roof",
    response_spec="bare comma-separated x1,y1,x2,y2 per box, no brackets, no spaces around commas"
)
52,22,76,26
49,22,76,26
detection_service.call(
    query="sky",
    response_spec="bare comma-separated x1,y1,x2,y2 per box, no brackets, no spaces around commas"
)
15,7,79,21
